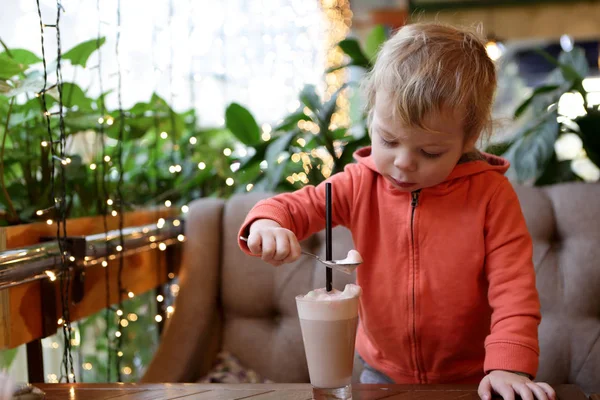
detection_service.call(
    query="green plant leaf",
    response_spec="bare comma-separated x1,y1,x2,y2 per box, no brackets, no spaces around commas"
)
365,25,387,62
264,131,297,189
503,112,559,183
273,112,312,132
558,47,588,80
0,53,25,79
337,39,370,69
60,82,94,111
513,85,560,119
574,110,600,167
300,85,321,114
62,37,106,68
534,153,581,185
0,348,18,370
225,103,260,145
318,83,347,128
9,49,42,66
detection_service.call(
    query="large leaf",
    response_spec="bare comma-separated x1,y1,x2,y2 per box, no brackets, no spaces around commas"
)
535,153,581,185
364,25,387,62
318,83,347,128
8,49,42,66
3,73,45,97
0,53,25,79
513,85,560,119
503,112,559,183
558,47,588,81
60,82,93,111
64,111,102,131
574,111,600,167
337,39,370,69
299,85,321,114
273,111,312,132
225,103,260,145
62,37,106,68
265,131,297,170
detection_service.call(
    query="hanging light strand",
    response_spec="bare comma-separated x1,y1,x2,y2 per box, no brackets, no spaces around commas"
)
114,0,126,382
96,0,113,382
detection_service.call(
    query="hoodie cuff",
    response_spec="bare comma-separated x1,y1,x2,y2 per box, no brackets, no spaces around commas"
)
484,342,539,379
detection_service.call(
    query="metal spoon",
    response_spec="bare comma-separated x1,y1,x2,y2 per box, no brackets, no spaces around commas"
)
239,237,361,275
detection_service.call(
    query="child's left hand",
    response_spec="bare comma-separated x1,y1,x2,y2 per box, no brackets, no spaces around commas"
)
478,370,556,400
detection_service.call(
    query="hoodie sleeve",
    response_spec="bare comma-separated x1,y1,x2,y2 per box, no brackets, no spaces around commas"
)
483,178,541,378
238,163,362,255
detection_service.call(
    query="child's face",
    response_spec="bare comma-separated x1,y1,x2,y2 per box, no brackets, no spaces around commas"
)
370,92,475,192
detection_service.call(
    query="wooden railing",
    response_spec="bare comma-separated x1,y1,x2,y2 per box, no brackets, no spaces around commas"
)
0,208,183,359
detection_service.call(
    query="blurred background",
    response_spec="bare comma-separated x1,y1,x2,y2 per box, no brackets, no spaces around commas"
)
1,0,599,385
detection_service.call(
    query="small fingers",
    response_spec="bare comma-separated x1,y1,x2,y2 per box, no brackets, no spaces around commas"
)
494,382,515,400
535,383,556,400
513,383,534,400
526,383,548,400
282,233,302,263
246,233,263,256
478,376,492,400
260,234,277,262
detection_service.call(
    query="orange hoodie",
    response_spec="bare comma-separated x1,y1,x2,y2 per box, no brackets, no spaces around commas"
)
238,147,541,384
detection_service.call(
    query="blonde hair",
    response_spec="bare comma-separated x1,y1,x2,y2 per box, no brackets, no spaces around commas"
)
363,22,497,141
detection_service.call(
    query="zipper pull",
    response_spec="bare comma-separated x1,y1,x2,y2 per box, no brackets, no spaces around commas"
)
411,191,420,207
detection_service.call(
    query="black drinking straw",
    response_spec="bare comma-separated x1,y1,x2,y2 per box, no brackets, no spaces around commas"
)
325,182,332,292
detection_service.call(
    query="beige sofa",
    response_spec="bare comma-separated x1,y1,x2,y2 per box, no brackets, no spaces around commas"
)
142,183,600,394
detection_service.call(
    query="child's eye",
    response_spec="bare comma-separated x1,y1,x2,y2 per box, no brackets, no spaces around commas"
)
380,137,397,147
421,150,442,158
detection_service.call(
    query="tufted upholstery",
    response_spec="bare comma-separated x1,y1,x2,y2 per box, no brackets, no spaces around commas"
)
142,183,600,394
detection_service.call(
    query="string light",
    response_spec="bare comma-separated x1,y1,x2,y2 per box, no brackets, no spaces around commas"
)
246,184,253,191
127,313,138,321
107,199,113,205
160,131,168,139
111,210,118,217
120,319,129,327
158,243,167,251
102,261,108,267
181,205,189,213
104,155,111,162
117,351,123,357
57,318,64,326
83,363,93,371
189,137,197,145
123,367,132,375
173,219,180,226
115,331,121,338
223,148,232,156
226,178,234,186
127,291,134,298
168,272,175,279
156,295,164,302
89,163,97,170
116,309,123,316
164,200,172,207
157,218,165,228
177,234,185,242
46,219,53,225
198,162,206,170
116,245,123,252
45,271,57,281
41,141,49,147
155,315,163,322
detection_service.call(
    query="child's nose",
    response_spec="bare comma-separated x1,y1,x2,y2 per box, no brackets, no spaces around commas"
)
394,152,417,172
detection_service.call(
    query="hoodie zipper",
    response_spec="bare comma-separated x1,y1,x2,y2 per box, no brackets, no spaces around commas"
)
410,190,423,382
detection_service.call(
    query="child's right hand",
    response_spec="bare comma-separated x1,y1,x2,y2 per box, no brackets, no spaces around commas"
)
247,219,302,266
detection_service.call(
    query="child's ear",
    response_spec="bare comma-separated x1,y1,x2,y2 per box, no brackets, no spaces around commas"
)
462,134,479,153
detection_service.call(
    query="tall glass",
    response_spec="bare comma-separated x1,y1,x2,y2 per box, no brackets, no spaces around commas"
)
296,288,360,400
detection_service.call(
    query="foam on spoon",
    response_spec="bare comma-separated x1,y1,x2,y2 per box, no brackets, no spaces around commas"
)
337,249,362,265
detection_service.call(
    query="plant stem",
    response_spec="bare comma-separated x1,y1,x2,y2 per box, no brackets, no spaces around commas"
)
0,37,13,57
0,98,18,222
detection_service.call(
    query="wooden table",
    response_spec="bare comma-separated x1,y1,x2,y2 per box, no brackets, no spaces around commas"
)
34,383,589,399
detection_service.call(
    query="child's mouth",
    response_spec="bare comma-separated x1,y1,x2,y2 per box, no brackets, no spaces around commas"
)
390,178,417,188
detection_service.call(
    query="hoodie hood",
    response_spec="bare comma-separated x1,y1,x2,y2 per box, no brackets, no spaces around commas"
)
353,146,509,188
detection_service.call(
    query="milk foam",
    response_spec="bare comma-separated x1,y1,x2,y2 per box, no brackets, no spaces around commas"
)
296,284,361,321
337,249,363,265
